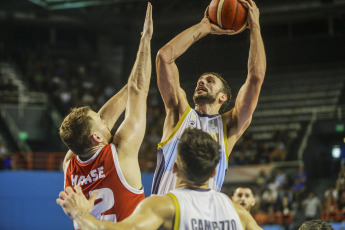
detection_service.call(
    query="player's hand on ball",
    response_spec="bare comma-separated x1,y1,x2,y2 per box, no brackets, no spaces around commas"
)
56,185,98,219
141,2,153,39
238,0,260,30
202,7,235,35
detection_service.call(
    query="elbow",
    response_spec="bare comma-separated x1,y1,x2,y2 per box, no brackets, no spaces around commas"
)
249,67,265,84
156,46,173,65
248,73,264,86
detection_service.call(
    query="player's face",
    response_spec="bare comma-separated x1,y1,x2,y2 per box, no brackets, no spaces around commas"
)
88,111,112,144
193,74,224,105
232,188,256,211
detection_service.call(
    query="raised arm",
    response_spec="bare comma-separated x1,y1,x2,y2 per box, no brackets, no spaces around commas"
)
98,84,128,130
57,186,175,230
156,21,209,113
113,3,152,158
225,0,266,139
156,14,234,139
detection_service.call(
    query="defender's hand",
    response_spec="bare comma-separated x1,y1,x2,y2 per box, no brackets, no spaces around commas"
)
141,2,153,39
56,186,98,219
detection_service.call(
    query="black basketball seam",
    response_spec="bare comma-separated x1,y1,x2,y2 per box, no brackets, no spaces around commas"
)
230,0,239,30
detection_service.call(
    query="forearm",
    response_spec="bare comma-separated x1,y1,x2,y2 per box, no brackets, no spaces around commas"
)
98,84,128,129
128,37,152,94
76,214,123,230
247,26,266,82
158,21,210,63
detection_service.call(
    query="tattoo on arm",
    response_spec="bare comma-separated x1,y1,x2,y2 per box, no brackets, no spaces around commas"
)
193,32,202,43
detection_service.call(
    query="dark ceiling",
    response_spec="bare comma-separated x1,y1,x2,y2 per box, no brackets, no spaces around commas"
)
1,0,345,73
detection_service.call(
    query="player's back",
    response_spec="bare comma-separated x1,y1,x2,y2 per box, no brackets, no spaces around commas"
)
64,144,145,229
168,188,244,230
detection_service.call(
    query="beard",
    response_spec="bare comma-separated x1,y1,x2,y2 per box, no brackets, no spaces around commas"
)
193,92,216,105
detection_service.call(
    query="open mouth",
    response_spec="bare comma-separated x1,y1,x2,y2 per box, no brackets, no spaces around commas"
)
196,86,207,93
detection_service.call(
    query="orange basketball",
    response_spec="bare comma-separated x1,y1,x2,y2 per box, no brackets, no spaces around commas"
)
207,0,248,34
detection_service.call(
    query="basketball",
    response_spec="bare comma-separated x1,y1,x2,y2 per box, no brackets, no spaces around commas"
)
207,0,248,34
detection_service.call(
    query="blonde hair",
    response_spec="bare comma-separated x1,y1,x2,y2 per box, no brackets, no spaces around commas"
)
59,106,93,155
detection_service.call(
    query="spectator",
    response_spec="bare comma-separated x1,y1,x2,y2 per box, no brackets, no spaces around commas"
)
324,186,338,200
0,141,11,170
275,168,287,188
296,166,307,187
256,170,268,189
337,190,345,221
262,187,278,212
302,192,322,221
336,166,345,193
322,192,338,222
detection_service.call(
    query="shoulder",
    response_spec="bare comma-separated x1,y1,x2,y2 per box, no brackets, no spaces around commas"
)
137,195,175,217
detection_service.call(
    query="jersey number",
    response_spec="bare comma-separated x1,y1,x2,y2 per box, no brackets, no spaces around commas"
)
74,188,116,229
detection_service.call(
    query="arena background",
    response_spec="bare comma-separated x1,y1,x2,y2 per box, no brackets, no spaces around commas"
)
0,0,345,229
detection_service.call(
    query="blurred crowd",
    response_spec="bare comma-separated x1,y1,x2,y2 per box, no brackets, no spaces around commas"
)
223,165,345,228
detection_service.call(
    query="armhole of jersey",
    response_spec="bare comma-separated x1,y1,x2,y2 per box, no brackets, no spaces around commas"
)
157,106,191,149
110,144,144,195
231,199,246,230
221,114,229,168
167,193,180,230
63,160,71,189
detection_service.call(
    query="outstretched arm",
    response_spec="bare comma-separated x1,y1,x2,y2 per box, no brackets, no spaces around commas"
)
57,186,175,230
156,14,234,140
225,0,266,140
112,3,152,166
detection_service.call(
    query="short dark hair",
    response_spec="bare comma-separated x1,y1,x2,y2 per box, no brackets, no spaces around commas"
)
233,186,255,196
59,106,93,155
201,72,232,114
177,128,221,185
299,219,334,230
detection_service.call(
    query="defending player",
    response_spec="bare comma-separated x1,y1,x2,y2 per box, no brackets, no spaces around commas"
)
232,186,257,212
152,0,266,195
59,3,153,229
57,128,263,230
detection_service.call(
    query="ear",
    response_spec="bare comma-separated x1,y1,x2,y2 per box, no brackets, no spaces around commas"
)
173,162,178,174
90,132,103,144
218,92,227,104
210,168,217,178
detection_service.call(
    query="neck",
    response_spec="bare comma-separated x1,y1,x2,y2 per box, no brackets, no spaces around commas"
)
194,103,219,115
79,143,106,161
175,177,210,190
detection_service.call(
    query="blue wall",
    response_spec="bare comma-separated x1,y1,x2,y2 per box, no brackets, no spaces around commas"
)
1,171,345,230
0,171,154,230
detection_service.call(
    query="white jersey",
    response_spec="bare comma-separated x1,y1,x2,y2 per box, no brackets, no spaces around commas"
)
152,106,228,195
168,188,244,230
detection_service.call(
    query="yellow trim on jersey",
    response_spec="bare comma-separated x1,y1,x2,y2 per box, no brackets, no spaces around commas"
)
157,106,191,149
167,193,181,230
231,200,246,230
221,114,229,168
